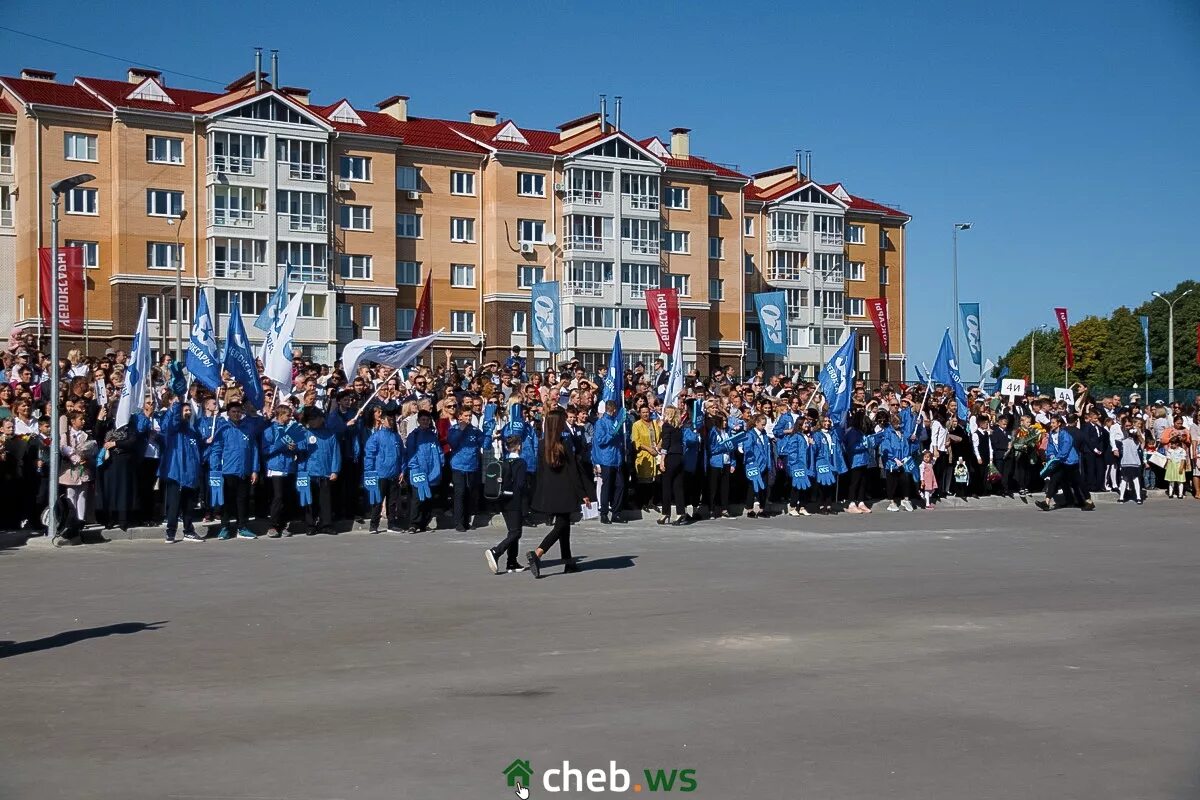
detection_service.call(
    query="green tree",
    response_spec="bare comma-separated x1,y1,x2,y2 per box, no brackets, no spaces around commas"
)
1095,307,1144,389
1068,315,1109,385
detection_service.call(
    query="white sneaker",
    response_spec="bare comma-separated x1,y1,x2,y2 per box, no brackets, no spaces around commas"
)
484,548,500,575
886,503,901,512
860,503,873,514
901,499,914,512
798,506,811,516
787,506,801,517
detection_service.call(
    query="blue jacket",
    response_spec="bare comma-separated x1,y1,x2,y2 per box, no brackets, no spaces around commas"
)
211,419,260,478
682,426,701,472
878,428,910,472
501,414,539,474
779,432,814,476
741,428,773,478
364,428,402,479
707,426,737,470
447,423,484,472
1045,428,1080,466
405,427,443,486
197,414,221,467
843,428,879,470
158,403,202,488
591,413,624,468
298,426,342,478
261,421,308,475
772,412,798,441
812,429,847,475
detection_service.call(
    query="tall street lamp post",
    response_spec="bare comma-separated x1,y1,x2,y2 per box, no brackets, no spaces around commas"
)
168,209,188,360
1152,288,1192,403
952,222,972,358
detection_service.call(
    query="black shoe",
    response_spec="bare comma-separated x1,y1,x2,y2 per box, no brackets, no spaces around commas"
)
613,514,627,524
747,510,758,518
564,562,582,574
307,527,319,536
657,516,668,525
600,512,611,525
81,531,110,544
672,515,693,526
369,528,380,535
526,550,541,579
1035,499,1051,511
455,526,468,533
1082,500,1095,511
53,534,82,548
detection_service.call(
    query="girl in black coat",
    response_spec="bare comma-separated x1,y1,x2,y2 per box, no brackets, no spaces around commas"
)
527,407,592,579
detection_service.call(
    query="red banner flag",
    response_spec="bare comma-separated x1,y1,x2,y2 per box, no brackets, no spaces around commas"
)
866,297,890,352
39,247,85,334
1054,307,1073,369
644,288,680,355
411,274,432,339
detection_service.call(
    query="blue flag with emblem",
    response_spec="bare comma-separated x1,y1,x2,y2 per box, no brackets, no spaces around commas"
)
753,291,788,356
932,329,968,420
959,302,982,367
817,329,857,428
1140,315,1152,376
914,364,928,385
530,280,561,355
186,290,222,391
115,298,150,429
601,332,624,415
254,268,289,332
222,295,264,409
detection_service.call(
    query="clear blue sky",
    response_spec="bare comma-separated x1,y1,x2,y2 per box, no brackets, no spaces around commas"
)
4,0,1198,371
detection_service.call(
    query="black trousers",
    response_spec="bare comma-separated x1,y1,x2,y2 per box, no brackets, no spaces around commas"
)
814,481,836,506
1045,463,1088,506
305,476,334,530
537,512,573,562
163,478,196,536
745,478,768,510
492,497,524,568
599,465,624,516
369,476,399,529
137,458,160,522
408,484,434,531
662,455,686,518
452,469,479,529
1081,453,1104,492
885,470,909,502
268,475,294,531
337,460,363,520
847,466,870,504
707,466,730,513
221,475,251,528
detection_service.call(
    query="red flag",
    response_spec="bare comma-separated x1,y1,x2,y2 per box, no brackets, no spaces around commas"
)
411,274,432,338
644,288,679,355
1054,307,1073,369
39,247,85,334
866,297,890,352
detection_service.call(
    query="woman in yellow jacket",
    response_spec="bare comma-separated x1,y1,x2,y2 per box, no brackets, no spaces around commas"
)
630,405,662,513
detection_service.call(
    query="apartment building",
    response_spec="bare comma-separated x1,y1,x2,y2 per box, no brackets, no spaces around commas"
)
0,61,907,381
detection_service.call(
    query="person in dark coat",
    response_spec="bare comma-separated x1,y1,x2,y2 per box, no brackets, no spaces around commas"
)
96,416,143,531
657,405,689,525
526,407,592,579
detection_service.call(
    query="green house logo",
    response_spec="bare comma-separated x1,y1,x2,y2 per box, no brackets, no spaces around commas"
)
503,758,533,789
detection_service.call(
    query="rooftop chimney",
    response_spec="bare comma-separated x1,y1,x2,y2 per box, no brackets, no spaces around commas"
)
614,96,622,132
377,95,409,122
20,68,56,82
670,127,691,159
281,86,310,105
470,109,498,126
254,48,263,92
127,67,163,84
270,50,279,92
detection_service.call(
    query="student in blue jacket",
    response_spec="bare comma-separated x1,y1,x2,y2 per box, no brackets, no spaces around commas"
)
210,400,260,540
811,415,847,515
740,413,774,518
447,407,484,532
591,400,626,524
706,412,737,518
159,397,204,543
404,409,443,533
842,411,880,514
878,414,914,512
782,417,816,517
364,408,403,534
1036,414,1095,511
298,407,342,535
261,405,307,538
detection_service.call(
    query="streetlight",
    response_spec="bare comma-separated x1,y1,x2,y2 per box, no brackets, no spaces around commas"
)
1030,323,1048,389
167,209,188,360
952,222,972,358
1152,288,1192,403
48,173,95,546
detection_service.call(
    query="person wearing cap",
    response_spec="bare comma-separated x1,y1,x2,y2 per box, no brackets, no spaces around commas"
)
297,407,341,535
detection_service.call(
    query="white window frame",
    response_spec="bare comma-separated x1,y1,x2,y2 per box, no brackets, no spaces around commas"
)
663,230,689,254
517,265,545,289
0,186,12,227
147,241,183,271
339,204,372,231
362,304,380,330
511,310,528,334
450,171,476,196
64,132,97,162
518,172,545,197
662,273,690,297
846,224,866,245
396,307,416,336
710,278,724,301
880,228,890,248
339,254,373,280
65,187,98,215
848,261,865,281
709,194,722,217
859,335,871,354
211,237,266,280
708,236,724,260
396,165,421,191
339,155,372,182
451,310,476,333
300,294,326,319
845,297,865,317
663,186,689,210
66,240,99,269
147,189,184,218
450,263,476,288
518,219,546,244
396,213,422,239
880,265,890,285
396,261,421,286
336,304,353,329
450,217,476,243
147,135,184,165
743,216,755,237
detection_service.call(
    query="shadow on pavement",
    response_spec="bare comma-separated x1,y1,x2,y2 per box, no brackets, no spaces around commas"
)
0,621,168,659
575,555,637,571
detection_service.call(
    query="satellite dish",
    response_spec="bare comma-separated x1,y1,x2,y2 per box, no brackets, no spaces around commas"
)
469,333,483,347
543,233,557,247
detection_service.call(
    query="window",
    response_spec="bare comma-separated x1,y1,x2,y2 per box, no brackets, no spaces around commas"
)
770,211,807,241
563,168,613,203
209,131,265,173
518,172,545,197
339,205,372,231
880,228,890,248
846,224,865,245
279,242,329,283
517,265,545,289
621,173,660,209
339,254,373,280
396,308,416,335
621,219,660,253
859,335,871,354
451,310,475,333
682,317,697,340
845,297,865,317
512,310,528,334
210,185,265,225
564,261,613,294
147,135,183,164
769,250,807,281
336,304,353,328
663,186,689,209
64,132,97,162
662,273,690,296
396,165,421,191
147,242,183,270
396,213,422,238
575,307,618,329
451,217,475,242
709,194,722,217
339,155,371,181
147,189,184,217
823,327,841,346
0,131,12,174
785,288,809,317
66,240,99,268
277,138,327,181
663,230,689,254
744,216,755,237
300,294,327,318
450,171,475,196
362,304,380,329
880,265,890,285
211,237,266,279
814,290,845,319
708,236,724,260
0,186,12,227
621,263,661,297
710,278,724,300
451,263,475,288
65,187,98,215
518,219,545,244
140,294,192,324
215,290,269,316
277,190,327,231
396,261,421,286
848,261,865,281
618,308,652,330
789,328,808,348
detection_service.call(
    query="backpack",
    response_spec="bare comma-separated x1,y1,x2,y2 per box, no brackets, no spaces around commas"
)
482,450,503,501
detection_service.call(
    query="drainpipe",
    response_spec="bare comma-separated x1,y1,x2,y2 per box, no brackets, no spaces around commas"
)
33,105,42,340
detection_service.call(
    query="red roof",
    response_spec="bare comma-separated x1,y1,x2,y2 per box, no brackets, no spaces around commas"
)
744,176,908,218
841,193,908,219
75,76,222,114
664,154,746,179
0,76,108,111
0,96,14,116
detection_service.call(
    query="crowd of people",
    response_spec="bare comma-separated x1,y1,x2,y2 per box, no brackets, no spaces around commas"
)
3,331,1199,577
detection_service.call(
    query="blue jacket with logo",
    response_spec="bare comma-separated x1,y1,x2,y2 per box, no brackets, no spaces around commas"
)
812,429,847,475
741,428,773,478
404,427,443,486
298,426,342,478
262,421,308,475
591,413,624,468
364,428,402,479
211,419,260,478
878,428,910,472
158,402,202,488
1044,428,1080,466
447,423,484,472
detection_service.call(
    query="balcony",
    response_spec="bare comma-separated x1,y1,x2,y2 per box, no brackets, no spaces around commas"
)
278,160,328,183
620,238,661,262
817,231,845,248
562,235,613,258
620,192,660,216
284,263,329,284
562,189,608,207
0,153,11,175
207,154,257,177
766,266,810,283
818,307,845,321
278,212,328,234
562,280,607,298
816,269,844,287
208,209,266,231
212,261,262,281
767,229,811,250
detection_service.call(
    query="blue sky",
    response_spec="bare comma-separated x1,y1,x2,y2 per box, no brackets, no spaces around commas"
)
3,0,1199,369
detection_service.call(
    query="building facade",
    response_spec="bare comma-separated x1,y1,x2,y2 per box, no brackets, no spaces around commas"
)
0,63,908,382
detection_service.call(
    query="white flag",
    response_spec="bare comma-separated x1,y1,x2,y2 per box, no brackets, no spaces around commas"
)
978,358,996,389
262,285,305,390
115,299,151,429
341,330,444,380
663,320,685,408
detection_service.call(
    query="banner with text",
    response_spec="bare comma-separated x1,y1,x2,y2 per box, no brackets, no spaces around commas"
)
38,247,85,333
866,297,890,353
959,302,982,367
411,274,433,339
644,288,680,355
1054,306,1074,369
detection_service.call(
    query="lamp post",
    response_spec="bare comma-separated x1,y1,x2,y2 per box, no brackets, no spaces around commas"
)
1030,323,1048,389
1152,289,1192,403
48,173,95,546
952,222,972,358
167,209,188,360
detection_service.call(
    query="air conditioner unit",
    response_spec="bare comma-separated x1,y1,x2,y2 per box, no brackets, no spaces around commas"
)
336,180,351,191
553,182,565,192
406,190,420,200
520,242,535,254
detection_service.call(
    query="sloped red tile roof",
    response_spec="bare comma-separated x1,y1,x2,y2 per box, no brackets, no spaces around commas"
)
664,155,746,179
76,76,222,113
0,96,14,115
0,76,108,111
822,184,908,218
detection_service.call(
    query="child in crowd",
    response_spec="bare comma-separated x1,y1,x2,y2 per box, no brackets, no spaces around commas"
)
484,435,527,575
919,450,938,509
1117,431,1144,504
1164,434,1188,498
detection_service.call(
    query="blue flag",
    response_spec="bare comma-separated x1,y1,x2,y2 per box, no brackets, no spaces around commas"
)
959,302,982,367
254,269,290,332
186,290,222,391
601,332,624,413
1139,315,1152,376
223,296,264,409
932,330,968,420
530,280,561,355
753,291,788,356
914,364,929,385
995,365,1010,383
818,329,857,428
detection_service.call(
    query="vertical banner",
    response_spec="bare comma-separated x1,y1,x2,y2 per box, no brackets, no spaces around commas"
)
932,330,968,420
530,280,561,355
644,288,680,355
753,291,788,357
866,297,890,352
38,247,85,333
818,329,858,427
411,274,433,339
1139,315,1152,375
601,332,624,412
1054,306,1074,369
115,299,150,429
958,302,982,367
